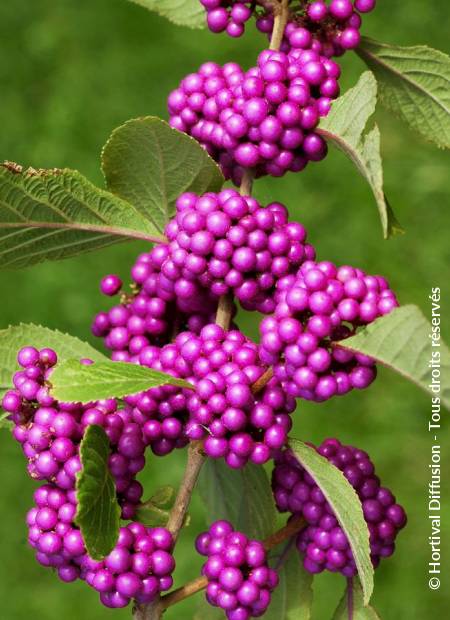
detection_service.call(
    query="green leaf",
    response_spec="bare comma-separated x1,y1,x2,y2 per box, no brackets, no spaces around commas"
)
149,485,175,508
75,425,120,560
134,485,175,527
318,72,402,239
102,117,224,233
135,503,171,528
198,459,277,540
332,580,381,620
50,359,194,403
128,0,205,28
0,323,107,400
289,439,373,605
266,542,313,620
357,38,450,149
0,163,164,269
339,304,450,410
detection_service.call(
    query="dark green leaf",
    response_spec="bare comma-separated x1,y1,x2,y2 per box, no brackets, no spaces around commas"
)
266,542,313,620
102,117,224,233
50,359,194,403
0,323,107,400
318,72,402,239
332,579,381,620
339,304,450,410
0,163,164,269
75,425,120,560
289,439,373,605
128,0,205,28
357,38,450,149
198,459,277,540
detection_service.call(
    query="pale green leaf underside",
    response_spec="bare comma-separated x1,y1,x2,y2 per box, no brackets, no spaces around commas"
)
332,580,382,620
266,543,313,620
102,117,224,232
128,0,205,29
50,359,194,403
319,72,402,239
76,425,120,560
198,460,277,540
358,38,450,149
340,304,450,410
289,439,374,605
0,165,164,269
0,323,107,399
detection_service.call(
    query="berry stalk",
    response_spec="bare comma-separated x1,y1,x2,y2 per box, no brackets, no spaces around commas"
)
269,0,290,51
160,515,306,610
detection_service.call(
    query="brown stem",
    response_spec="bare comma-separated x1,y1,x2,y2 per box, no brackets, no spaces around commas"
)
133,442,206,620
240,168,254,195
215,293,235,331
251,367,274,394
269,0,290,51
166,441,206,538
160,516,306,610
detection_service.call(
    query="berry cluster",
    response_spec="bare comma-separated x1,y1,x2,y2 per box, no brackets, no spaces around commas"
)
124,323,296,467
163,190,315,313
201,1,253,37
199,0,376,57
258,1,376,56
3,347,146,519
27,484,175,608
168,48,340,183
272,439,407,576
196,520,278,619
92,243,223,362
259,260,399,401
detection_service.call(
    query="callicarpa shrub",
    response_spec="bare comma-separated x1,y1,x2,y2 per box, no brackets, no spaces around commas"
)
0,1,449,619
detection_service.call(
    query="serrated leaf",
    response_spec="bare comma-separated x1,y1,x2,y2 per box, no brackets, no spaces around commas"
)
50,359,194,403
0,323,107,400
128,0,205,28
198,460,277,540
318,72,402,239
102,117,224,233
266,542,313,620
76,425,120,560
339,304,450,410
289,439,373,605
0,164,164,269
357,38,450,149
332,580,381,620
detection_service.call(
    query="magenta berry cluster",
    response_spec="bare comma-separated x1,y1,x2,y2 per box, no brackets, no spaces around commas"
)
201,1,253,37
3,346,146,520
200,0,376,56
259,260,399,401
124,323,296,467
168,47,340,183
163,190,315,313
92,243,223,362
27,483,175,609
196,520,279,619
272,438,407,576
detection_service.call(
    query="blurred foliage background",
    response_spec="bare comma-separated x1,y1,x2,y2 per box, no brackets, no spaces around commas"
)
0,1,449,618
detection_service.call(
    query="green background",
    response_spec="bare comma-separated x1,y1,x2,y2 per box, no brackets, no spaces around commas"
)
0,1,449,618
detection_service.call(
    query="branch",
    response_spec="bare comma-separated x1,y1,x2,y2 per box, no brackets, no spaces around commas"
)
269,0,290,51
160,515,306,610
251,367,274,394
133,442,206,620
